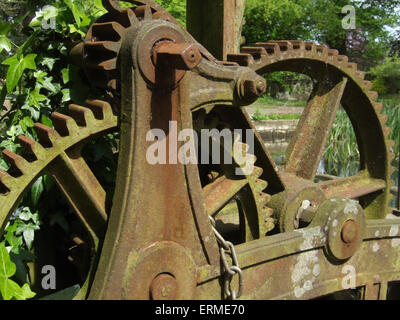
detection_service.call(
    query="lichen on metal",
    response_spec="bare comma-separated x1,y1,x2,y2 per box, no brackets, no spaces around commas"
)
0,0,399,300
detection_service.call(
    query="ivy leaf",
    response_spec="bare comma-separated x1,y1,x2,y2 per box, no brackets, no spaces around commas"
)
64,0,85,27
41,115,53,128
2,54,37,93
61,68,70,84
31,176,44,207
0,243,33,300
19,117,35,131
0,35,11,54
28,87,47,109
40,58,58,71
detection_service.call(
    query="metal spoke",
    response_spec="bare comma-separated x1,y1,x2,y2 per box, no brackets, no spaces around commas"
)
318,172,386,199
203,175,248,216
48,146,108,240
285,77,348,180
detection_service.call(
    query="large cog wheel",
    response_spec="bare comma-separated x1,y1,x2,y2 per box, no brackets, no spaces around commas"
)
225,40,395,229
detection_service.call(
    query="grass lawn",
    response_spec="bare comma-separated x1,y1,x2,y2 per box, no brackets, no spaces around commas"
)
250,95,307,109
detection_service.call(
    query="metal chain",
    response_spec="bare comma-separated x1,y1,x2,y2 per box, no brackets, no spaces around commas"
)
209,216,243,300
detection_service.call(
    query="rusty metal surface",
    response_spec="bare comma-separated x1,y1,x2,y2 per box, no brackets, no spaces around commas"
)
0,0,399,301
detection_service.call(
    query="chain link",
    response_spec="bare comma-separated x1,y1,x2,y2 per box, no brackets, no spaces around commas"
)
209,216,243,300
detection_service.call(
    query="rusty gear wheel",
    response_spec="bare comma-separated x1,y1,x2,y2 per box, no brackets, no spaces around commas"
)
193,110,275,243
84,0,186,92
0,100,118,298
225,40,396,231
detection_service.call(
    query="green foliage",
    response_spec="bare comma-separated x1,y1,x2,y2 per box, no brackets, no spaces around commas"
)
155,0,186,26
251,109,301,121
369,57,400,94
0,0,107,299
323,108,360,177
0,243,35,300
372,77,388,95
323,101,400,177
243,0,400,70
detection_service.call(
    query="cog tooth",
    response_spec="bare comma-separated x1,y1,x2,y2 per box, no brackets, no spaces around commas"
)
256,179,268,191
90,22,125,42
252,166,264,178
226,53,254,66
268,40,293,51
363,80,372,90
347,62,357,70
387,139,395,149
84,41,120,54
374,102,383,113
2,149,29,176
135,5,153,20
264,207,274,217
34,123,61,148
51,112,79,136
304,41,317,52
255,42,280,55
368,91,378,101
356,70,366,80
17,135,46,159
290,41,305,50
240,46,267,59
388,151,396,162
259,191,271,203
264,217,276,233
152,10,172,22
85,58,117,71
328,49,339,57
379,113,388,125
389,166,396,177
0,169,14,193
316,44,329,54
336,55,349,64
68,104,97,127
85,99,114,120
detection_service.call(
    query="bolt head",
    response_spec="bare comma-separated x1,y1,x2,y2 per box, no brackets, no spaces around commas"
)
341,220,358,244
150,273,178,300
238,73,267,103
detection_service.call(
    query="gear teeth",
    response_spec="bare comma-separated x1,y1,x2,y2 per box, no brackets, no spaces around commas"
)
135,5,153,20
240,47,267,59
268,40,293,51
2,149,29,176
0,169,14,193
226,53,254,66
291,41,305,50
255,179,268,192
388,150,396,162
84,41,120,54
34,123,61,148
368,91,378,101
252,166,264,178
387,139,395,150
336,55,349,64
356,70,366,80
259,192,272,203
316,45,329,55
18,135,46,160
85,100,114,120
51,112,79,137
304,42,316,52
69,104,97,127
328,49,339,57
347,62,357,70
374,102,383,113
90,22,125,41
255,42,280,55
363,80,372,90
152,10,172,21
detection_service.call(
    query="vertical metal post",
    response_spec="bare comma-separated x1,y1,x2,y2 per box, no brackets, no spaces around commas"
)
186,0,246,61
